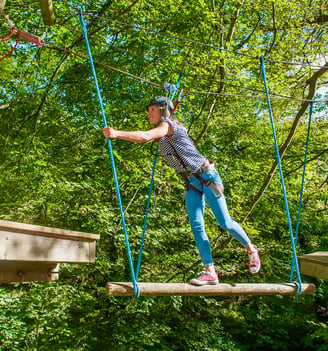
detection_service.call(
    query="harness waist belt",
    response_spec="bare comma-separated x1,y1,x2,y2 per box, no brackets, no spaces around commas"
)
194,160,214,175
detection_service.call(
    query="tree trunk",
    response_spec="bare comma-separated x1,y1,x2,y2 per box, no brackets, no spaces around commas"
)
243,62,328,221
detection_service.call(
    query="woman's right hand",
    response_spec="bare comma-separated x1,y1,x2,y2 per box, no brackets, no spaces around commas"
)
103,127,118,139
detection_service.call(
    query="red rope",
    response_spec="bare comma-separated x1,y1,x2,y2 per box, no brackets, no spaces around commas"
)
0,34,19,61
0,25,15,41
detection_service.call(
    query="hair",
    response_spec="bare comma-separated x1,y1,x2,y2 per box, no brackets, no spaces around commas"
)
159,106,186,129
159,106,171,119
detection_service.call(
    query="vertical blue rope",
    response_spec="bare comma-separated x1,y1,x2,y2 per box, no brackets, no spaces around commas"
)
260,56,302,295
290,101,314,281
135,145,158,280
78,8,140,297
135,74,184,281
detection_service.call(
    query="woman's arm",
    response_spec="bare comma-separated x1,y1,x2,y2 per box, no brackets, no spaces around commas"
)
103,122,173,143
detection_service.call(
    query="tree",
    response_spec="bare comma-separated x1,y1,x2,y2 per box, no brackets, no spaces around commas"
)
0,1,327,350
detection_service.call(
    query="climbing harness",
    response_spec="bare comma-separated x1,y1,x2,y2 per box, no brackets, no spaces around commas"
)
260,56,314,295
164,136,223,198
172,88,184,114
157,82,223,198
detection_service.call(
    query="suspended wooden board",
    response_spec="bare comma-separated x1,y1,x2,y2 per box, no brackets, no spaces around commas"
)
39,0,55,26
0,219,99,283
107,282,316,297
298,251,328,280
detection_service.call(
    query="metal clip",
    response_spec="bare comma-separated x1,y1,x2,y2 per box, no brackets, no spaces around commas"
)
164,82,177,92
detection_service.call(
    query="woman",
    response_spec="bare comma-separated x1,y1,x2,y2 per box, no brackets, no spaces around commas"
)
103,96,260,285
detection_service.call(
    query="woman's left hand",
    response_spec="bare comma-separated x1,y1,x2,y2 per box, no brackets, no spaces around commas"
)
103,126,118,139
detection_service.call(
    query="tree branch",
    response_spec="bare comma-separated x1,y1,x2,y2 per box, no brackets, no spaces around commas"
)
285,147,328,176
307,14,328,25
193,1,244,142
266,3,277,55
243,62,328,221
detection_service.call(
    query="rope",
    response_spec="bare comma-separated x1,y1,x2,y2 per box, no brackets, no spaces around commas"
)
170,72,184,102
43,17,327,104
0,14,18,61
0,15,14,41
44,40,327,104
0,24,14,41
81,14,254,60
0,34,19,61
78,8,140,297
290,101,314,282
135,73,184,280
135,145,158,280
82,13,328,70
45,40,162,88
260,56,303,296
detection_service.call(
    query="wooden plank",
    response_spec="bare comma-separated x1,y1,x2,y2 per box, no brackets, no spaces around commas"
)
0,230,96,263
0,220,99,282
0,220,99,241
0,262,58,283
298,252,328,280
106,282,316,297
39,0,55,26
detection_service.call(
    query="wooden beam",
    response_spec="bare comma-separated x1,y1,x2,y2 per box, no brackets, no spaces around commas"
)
0,262,58,283
0,230,96,263
298,251,328,280
0,220,99,241
0,220,100,282
39,0,55,26
106,282,316,297
0,220,99,264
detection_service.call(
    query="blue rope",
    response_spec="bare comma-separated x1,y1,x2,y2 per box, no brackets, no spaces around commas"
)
135,73,184,284
135,144,158,281
79,12,184,296
260,56,303,295
78,8,140,297
170,72,184,101
135,74,184,279
290,101,314,282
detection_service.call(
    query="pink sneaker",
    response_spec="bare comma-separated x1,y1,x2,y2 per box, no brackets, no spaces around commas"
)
190,271,219,285
248,246,261,274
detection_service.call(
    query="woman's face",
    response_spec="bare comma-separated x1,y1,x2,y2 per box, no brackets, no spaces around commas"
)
147,104,162,125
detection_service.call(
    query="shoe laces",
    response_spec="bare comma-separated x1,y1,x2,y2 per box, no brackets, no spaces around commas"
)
197,270,216,278
248,248,259,265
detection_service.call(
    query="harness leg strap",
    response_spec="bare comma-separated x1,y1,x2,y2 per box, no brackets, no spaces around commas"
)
188,183,203,196
208,182,223,198
193,173,223,198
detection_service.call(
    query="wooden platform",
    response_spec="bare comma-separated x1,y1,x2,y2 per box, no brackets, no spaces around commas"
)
106,282,316,297
298,251,328,280
0,220,100,283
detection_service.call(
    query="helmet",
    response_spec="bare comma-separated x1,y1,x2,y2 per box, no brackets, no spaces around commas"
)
146,96,174,112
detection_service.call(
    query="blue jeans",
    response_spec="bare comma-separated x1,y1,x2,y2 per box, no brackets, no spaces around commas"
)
185,168,251,266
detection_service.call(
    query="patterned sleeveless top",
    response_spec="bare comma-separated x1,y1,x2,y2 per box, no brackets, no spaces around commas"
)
159,118,206,173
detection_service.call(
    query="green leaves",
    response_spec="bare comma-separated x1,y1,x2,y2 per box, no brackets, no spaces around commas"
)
0,1,327,350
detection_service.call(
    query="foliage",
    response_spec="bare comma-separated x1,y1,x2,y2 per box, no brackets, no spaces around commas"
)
0,0,328,350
